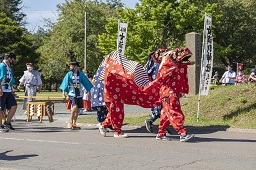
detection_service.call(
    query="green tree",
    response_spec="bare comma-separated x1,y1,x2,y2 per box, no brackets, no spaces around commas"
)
0,0,25,25
38,0,120,81
213,0,256,68
98,0,219,64
0,12,41,81
106,0,124,8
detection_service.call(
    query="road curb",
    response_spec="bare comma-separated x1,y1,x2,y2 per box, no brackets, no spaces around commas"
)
226,127,256,134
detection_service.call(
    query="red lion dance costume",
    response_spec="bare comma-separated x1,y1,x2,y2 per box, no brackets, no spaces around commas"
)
97,48,194,141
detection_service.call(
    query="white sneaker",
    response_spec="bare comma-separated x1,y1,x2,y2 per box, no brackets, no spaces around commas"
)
180,134,195,142
98,124,107,137
114,132,129,138
156,134,171,141
96,123,101,128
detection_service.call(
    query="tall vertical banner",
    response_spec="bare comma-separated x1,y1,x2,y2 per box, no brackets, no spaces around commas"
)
199,15,214,96
117,20,128,55
197,14,214,121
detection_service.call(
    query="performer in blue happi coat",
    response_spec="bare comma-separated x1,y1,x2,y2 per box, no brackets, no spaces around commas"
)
144,49,171,134
60,61,93,130
0,52,17,132
91,63,108,126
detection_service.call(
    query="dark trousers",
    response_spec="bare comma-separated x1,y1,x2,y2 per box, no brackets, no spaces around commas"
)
148,105,162,123
94,106,108,123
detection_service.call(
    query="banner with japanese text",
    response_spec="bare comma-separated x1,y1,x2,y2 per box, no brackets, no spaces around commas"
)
117,20,128,55
199,15,214,96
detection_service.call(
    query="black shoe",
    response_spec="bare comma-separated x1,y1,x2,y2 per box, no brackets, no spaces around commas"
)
166,128,172,135
0,125,9,132
145,120,153,133
108,125,113,130
4,121,15,130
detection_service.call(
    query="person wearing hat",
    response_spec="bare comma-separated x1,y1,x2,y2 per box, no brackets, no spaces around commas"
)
17,63,43,111
0,52,17,132
60,61,93,130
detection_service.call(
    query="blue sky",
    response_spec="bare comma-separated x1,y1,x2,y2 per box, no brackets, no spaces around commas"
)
21,0,138,32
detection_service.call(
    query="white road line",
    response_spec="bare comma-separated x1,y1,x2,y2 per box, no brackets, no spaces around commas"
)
0,137,79,145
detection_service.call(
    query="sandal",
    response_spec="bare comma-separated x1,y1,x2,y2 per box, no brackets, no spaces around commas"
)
72,124,81,130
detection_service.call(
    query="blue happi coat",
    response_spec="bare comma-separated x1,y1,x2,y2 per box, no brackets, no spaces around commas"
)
0,62,15,90
60,71,93,97
91,66,105,107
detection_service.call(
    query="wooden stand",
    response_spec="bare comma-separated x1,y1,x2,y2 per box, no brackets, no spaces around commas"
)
26,101,54,123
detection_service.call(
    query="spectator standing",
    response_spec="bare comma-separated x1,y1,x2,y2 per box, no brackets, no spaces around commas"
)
18,63,42,111
219,65,236,85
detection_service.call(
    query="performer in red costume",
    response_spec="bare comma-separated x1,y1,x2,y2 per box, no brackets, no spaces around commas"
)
156,51,194,141
97,48,195,141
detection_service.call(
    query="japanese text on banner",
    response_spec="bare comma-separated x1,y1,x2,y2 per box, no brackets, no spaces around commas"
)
117,21,128,55
200,15,214,96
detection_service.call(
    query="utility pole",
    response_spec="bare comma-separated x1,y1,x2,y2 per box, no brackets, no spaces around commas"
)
84,5,87,70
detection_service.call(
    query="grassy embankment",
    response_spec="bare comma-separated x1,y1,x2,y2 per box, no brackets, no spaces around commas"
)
78,83,256,128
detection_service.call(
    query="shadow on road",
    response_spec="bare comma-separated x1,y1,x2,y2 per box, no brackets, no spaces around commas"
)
9,119,69,133
189,137,256,143
125,124,230,135
0,150,38,161
123,125,256,143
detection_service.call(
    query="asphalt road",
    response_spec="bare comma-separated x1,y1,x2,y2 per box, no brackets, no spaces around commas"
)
1,103,256,170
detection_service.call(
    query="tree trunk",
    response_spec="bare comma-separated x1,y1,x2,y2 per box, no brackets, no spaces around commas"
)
161,12,170,48
49,82,52,92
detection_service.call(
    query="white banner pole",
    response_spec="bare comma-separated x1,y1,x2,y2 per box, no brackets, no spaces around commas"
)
117,19,120,51
197,13,207,122
197,13,214,122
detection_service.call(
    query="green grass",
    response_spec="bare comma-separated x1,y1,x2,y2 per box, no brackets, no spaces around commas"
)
78,83,256,129
15,91,63,103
